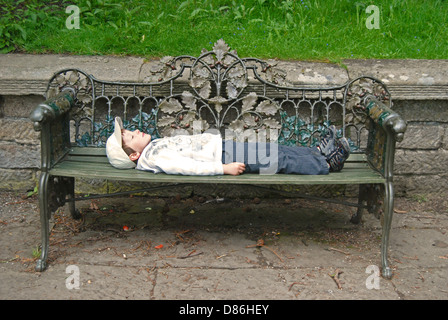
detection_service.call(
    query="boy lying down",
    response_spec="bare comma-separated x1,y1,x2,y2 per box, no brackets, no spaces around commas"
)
106,117,350,176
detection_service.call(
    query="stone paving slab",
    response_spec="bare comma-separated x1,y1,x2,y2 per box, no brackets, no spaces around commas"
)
1,191,447,303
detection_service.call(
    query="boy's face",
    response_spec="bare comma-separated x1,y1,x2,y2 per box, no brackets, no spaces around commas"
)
121,129,152,154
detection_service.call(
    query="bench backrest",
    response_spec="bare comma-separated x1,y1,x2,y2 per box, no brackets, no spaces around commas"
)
45,39,392,154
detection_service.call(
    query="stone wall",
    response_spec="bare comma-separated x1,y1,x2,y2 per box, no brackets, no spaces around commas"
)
0,54,447,196
0,95,43,190
394,100,448,195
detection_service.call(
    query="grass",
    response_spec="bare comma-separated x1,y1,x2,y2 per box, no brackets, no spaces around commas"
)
1,0,447,62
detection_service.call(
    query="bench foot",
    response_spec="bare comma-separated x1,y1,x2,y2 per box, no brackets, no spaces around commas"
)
382,267,393,279
70,208,82,220
35,259,47,272
350,208,363,224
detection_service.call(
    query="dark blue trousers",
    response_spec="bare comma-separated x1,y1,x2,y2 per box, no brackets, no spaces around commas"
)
222,141,329,175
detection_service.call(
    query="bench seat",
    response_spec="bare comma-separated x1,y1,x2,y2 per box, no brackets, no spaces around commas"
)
50,147,385,185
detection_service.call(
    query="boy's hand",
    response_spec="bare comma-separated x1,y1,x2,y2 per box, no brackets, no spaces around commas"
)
223,162,246,175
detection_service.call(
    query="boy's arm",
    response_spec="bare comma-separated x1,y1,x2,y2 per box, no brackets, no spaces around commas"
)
155,155,246,176
142,146,246,176
154,152,224,175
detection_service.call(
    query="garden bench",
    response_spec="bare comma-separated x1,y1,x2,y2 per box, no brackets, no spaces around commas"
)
30,40,406,278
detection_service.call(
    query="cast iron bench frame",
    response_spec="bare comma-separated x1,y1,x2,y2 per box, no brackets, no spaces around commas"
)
30,40,406,278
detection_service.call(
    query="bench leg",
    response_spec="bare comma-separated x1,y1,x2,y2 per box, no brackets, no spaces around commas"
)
66,177,82,220
35,172,50,272
381,181,394,279
350,185,368,224
351,184,383,224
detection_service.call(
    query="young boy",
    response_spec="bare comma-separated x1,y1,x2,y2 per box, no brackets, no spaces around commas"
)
106,117,350,176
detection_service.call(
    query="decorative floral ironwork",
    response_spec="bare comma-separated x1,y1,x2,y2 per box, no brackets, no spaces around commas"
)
46,69,96,146
345,76,391,126
45,39,395,152
47,69,93,107
149,39,285,141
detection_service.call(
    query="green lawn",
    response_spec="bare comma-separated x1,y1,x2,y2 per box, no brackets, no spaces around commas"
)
1,0,447,61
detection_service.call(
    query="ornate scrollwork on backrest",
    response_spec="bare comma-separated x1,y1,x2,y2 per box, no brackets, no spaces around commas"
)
147,39,284,142
44,40,393,152
46,69,96,146
345,76,391,124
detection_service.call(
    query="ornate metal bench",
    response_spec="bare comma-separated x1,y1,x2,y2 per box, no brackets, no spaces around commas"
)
30,40,406,278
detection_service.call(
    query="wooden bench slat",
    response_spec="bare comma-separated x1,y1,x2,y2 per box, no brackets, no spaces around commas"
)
56,147,381,185
66,155,110,163
69,147,106,156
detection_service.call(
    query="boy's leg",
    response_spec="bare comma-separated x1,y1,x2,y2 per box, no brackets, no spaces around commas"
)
222,141,329,175
222,140,268,173
275,144,330,175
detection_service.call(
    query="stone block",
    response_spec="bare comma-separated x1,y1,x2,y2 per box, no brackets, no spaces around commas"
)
397,123,444,150
74,178,108,195
395,174,448,195
392,100,448,122
0,95,45,118
0,117,40,144
0,54,145,95
443,126,448,149
0,142,40,169
395,149,448,175
0,168,37,191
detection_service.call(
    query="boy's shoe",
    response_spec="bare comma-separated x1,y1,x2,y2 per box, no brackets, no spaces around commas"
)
327,137,350,172
318,125,337,157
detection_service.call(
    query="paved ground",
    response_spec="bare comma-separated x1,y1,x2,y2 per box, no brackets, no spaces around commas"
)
1,190,447,303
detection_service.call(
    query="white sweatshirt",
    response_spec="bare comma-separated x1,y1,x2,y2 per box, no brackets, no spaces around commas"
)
136,133,224,175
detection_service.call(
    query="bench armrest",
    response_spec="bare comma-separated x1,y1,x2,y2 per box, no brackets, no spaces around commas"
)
30,88,75,170
362,95,407,179
30,88,75,131
363,95,407,142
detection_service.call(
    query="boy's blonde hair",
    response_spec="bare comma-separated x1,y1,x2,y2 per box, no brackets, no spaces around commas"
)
121,136,138,164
